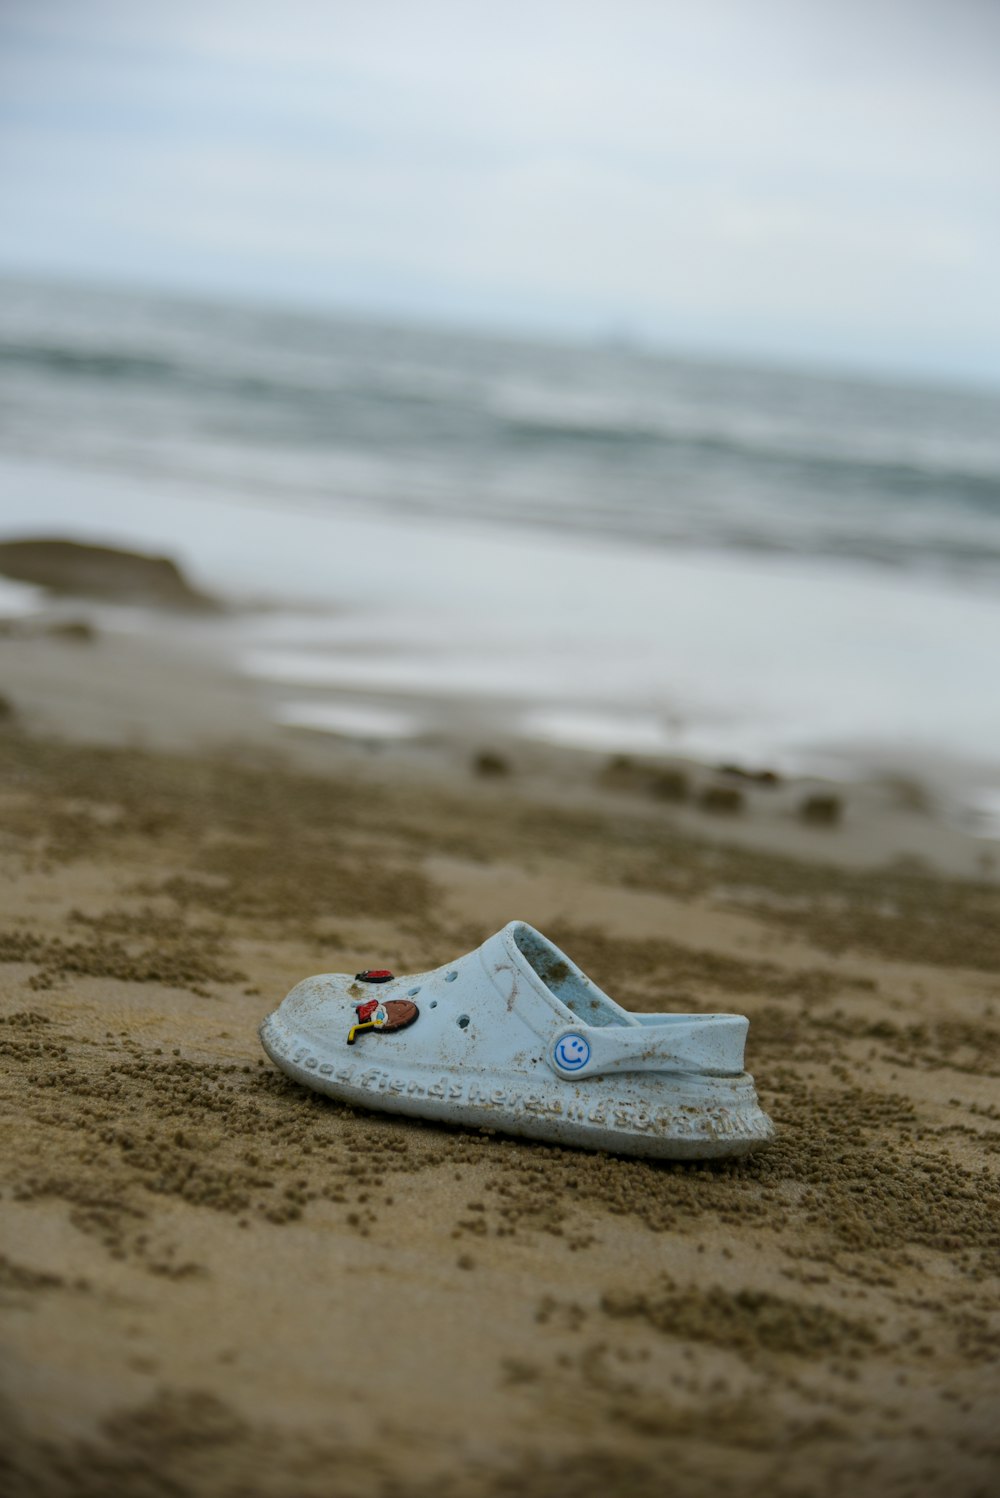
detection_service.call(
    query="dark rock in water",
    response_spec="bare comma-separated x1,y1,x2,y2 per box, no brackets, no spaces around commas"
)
800,792,842,826
649,767,689,802
473,750,510,777
0,539,220,611
0,692,14,723
719,763,782,787
0,615,97,642
599,755,689,802
698,784,744,815
44,618,97,643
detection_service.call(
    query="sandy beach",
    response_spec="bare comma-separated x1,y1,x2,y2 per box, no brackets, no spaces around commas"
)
4,4,1000,1491
1,623,999,1498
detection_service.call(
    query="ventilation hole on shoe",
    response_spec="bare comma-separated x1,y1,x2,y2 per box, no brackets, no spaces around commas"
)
457,1014,470,1029
429,999,437,1009
445,971,458,982
408,986,421,996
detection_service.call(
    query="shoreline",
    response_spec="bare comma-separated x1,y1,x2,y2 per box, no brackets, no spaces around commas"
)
4,459,1000,831
1,606,997,883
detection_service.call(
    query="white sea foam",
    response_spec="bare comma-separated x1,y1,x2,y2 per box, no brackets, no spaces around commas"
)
962,788,1000,840
518,709,681,756
272,700,422,740
0,576,44,618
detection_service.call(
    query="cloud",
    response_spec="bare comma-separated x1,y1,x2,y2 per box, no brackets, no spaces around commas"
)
1,0,998,380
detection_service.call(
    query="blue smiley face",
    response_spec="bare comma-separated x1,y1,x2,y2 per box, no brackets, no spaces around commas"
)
554,1032,591,1072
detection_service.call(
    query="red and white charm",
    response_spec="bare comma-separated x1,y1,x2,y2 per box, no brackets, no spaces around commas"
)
347,996,419,1046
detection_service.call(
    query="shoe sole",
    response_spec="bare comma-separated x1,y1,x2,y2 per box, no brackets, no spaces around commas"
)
260,1009,774,1160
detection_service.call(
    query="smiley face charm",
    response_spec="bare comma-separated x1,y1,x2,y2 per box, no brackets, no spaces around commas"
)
552,1031,591,1074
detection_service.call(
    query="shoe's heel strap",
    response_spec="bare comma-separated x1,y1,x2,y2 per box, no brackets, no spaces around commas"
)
546,1015,749,1080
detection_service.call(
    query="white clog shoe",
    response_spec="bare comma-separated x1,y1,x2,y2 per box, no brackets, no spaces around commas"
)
259,921,773,1159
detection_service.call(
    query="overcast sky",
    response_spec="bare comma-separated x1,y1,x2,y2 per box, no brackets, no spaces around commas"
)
1,0,998,383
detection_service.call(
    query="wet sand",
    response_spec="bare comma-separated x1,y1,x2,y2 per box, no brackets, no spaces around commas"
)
1,699,999,1493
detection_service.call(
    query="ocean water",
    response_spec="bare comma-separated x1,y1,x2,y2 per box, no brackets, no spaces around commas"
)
2,276,1000,816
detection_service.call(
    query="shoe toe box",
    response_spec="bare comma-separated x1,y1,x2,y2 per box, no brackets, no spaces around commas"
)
277,974,351,1048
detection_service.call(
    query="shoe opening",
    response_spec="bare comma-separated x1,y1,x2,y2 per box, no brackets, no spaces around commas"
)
512,923,637,1027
